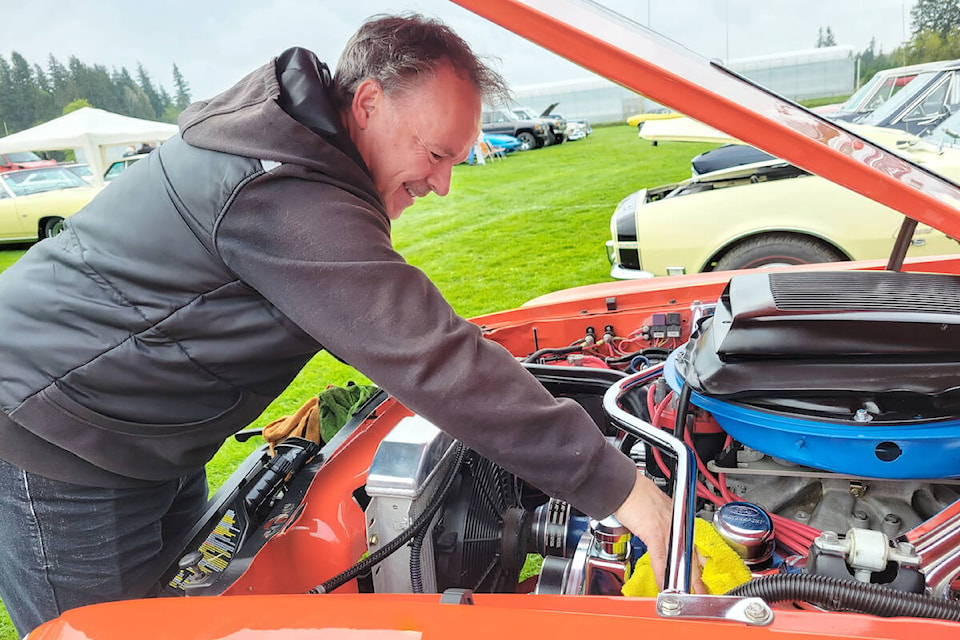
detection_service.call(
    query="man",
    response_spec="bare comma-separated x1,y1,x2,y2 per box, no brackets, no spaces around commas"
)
0,14,676,635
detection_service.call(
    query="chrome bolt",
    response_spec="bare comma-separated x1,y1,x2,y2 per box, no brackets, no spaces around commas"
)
659,594,683,615
744,601,771,623
369,534,379,546
854,409,873,423
849,481,867,498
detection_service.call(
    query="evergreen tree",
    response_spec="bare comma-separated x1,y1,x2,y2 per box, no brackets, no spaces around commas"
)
32,64,49,93
47,54,76,110
31,63,56,123
824,26,836,46
911,0,960,38
112,66,153,119
89,62,124,113
0,50,189,134
8,52,38,130
816,26,837,47
172,63,191,109
856,37,900,86
0,55,14,135
137,63,164,118
158,86,172,110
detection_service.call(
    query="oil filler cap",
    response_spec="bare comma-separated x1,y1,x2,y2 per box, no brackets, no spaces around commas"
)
714,501,774,566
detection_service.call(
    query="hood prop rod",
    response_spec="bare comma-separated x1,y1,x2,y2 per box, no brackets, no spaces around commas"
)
887,217,919,272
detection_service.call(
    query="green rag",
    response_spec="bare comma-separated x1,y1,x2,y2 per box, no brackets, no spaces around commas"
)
318,382,378,442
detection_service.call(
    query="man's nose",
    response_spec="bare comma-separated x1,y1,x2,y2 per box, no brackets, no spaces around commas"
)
428,162,453,197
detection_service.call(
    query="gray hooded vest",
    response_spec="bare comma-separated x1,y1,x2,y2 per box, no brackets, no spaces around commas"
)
0,48,636,518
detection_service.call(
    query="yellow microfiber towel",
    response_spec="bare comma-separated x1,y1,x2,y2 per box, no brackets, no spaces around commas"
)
622,517,753,596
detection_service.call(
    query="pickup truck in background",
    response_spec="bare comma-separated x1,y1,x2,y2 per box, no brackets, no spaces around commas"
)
481,108,555,150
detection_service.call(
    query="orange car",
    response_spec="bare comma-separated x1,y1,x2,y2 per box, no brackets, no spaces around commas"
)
29,1,960,639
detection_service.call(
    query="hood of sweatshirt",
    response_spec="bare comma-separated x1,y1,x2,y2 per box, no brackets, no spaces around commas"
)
178,47,379,210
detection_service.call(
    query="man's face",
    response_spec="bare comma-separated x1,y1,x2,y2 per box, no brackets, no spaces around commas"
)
349,64,482,220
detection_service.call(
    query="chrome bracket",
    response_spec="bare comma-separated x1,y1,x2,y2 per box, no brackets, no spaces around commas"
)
657,591,774,626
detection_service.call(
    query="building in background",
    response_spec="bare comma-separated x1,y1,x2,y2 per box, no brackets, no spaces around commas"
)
512,45,856,124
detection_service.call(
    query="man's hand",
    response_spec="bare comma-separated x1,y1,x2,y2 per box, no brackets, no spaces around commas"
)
614,469,706,593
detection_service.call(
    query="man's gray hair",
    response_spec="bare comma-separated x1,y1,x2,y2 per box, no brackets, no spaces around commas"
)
333,13,510,108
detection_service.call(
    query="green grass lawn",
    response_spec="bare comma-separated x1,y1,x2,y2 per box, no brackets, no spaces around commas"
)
0,125,711,637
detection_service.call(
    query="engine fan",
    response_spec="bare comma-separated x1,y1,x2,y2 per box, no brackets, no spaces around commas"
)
433,451,528,593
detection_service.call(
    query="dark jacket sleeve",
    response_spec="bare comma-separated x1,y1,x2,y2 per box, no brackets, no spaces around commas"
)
214,168,637,519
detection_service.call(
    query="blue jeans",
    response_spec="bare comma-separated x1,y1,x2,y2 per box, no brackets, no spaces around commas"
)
0,457,207,636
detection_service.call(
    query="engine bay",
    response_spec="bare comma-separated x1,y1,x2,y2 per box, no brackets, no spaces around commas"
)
160,269,960,622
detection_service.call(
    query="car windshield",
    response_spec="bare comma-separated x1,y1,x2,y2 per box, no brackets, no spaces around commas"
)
512,107,539,120
838,74,889,113
923,109,960,148
861,70,941,124
0,166,89,196
64,164,94,182
839,72,914,114
4,151,44,163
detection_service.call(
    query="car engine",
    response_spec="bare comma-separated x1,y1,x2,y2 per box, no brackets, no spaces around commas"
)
164,269,960,621
358,270,960,611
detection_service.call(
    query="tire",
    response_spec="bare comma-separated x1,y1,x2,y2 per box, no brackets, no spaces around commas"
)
516,131,537,151
714,234,845,271
42,217,64,239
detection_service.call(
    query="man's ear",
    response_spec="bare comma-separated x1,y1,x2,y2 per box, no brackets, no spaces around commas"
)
351,78,382,129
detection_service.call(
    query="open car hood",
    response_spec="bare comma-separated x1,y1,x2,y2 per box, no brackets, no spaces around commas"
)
456,0,960,239
539,101,561,117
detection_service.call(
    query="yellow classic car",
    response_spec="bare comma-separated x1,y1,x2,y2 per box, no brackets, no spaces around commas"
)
0,166,101,242
626,108,681,130
607,118,960,278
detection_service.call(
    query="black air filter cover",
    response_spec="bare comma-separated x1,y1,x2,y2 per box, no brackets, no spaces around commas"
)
679,271,960,400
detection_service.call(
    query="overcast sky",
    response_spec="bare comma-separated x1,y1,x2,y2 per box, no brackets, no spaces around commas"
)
2,1,912,103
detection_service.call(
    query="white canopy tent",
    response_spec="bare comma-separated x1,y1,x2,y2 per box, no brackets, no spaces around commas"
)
0,107,178,185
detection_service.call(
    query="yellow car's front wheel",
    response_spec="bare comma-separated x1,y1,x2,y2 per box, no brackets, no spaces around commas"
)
42,218,64,239
714,233,846,271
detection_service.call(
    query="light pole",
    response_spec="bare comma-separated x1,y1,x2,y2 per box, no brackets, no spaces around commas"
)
725,0,730,63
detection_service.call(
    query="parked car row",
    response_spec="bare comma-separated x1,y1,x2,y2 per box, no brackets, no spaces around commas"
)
642,58,960,175
482,107,560,149
812,60,941,122
481,103,591,151
607,58,960,279
607,112,960,278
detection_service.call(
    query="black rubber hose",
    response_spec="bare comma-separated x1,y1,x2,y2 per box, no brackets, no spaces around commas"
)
409,519,430,593
673,383,692,442
729,573,960,621
522,345,582,363
308,442,466,594
604,347,672,365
